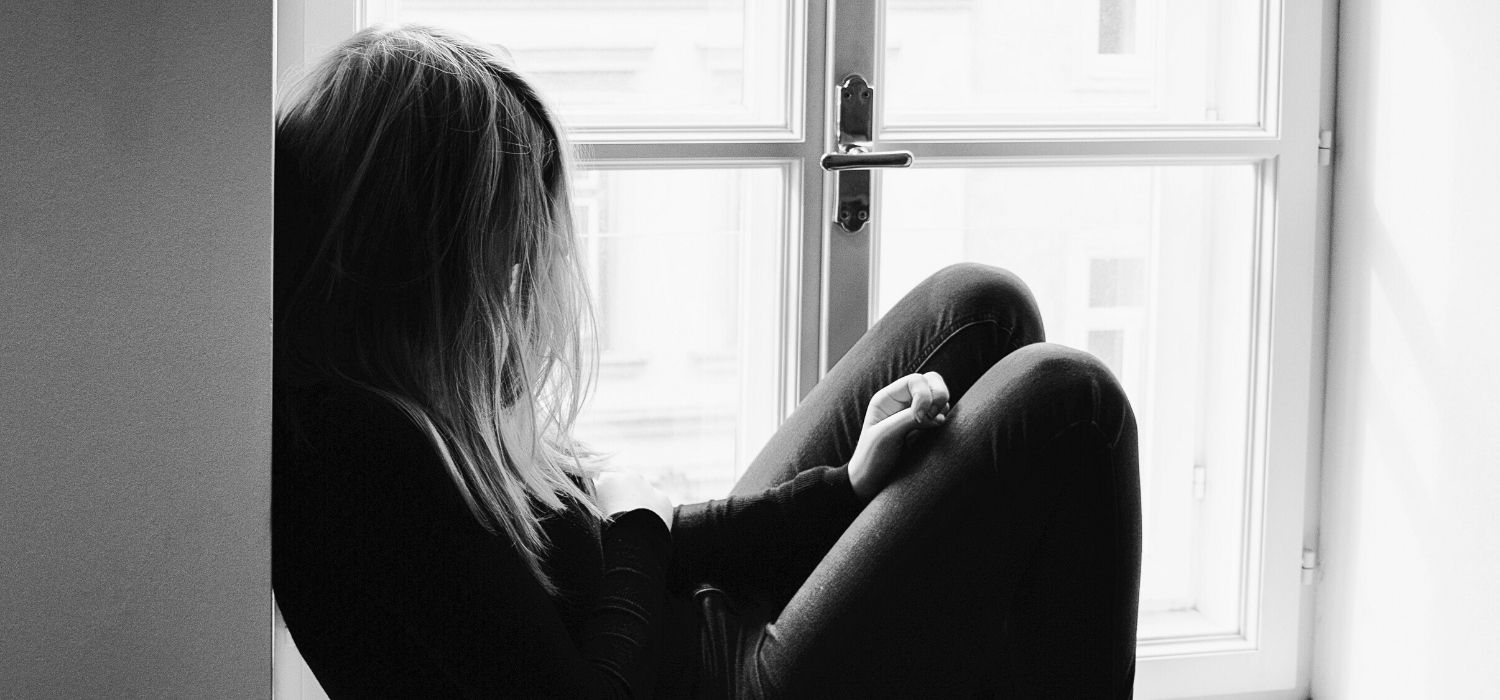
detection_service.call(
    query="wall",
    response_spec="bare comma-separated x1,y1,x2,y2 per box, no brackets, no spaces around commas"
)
1315,0,1500,696
0,1,271,697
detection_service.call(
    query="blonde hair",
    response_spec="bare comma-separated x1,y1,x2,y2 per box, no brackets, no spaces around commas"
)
275,24,601,593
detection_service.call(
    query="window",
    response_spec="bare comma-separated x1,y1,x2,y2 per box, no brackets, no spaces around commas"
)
364,0,800,140
276,1,1331,697
1098,0,1139,55
569,166,790,502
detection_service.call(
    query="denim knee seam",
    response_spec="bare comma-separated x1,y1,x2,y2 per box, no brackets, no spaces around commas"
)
911,316,1016,376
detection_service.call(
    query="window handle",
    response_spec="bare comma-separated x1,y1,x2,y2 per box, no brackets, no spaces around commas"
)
820,148,913,172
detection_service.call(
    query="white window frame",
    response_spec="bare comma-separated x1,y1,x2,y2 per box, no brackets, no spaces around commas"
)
274,1,1332,697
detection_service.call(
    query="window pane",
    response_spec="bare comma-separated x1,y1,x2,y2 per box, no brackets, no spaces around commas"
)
878,163,1260,637
1089,257,1146,307
378,0,798,135
1087,328,1127,372
883,0,1267,129
572,167,789,504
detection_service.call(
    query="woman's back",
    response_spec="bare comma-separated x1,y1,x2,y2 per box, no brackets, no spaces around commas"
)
274,378,671,697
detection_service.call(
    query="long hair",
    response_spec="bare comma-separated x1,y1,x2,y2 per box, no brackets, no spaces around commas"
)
274,24,601,593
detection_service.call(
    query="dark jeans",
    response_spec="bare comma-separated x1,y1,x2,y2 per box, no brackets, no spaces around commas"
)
732,263,1141,698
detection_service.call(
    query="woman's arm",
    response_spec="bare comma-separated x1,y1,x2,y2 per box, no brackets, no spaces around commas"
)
666,372,950,604
668,463,864,605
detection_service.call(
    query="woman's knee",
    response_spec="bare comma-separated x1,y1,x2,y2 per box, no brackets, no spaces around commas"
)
974,342,1134,452
918,262,1045,345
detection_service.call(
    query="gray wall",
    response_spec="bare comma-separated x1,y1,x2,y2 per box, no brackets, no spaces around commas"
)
0,1,272,697
1315,0,1500,696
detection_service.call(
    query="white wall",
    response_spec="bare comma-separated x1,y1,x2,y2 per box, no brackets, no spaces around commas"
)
0,1,272,697
1316,0,1500,696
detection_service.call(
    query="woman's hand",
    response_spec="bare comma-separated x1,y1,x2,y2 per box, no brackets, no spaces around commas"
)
848,372,951,501
595,471,675,532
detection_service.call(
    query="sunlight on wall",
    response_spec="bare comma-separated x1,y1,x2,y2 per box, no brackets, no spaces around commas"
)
1317,0,1500,696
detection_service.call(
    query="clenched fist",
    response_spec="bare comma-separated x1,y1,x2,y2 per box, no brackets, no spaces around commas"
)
595,471,674,531
847,372,951,501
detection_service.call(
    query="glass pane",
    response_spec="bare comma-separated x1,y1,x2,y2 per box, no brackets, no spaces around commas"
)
572,167,788,504
878,163,1260,636
883,0,1267,129
377,0,797,134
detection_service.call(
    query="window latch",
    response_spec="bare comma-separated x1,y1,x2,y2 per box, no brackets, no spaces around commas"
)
822,74,913,232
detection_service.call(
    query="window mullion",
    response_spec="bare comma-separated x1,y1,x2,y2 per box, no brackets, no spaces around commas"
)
794,0,832,402
889,138,1301,162
820,0,883,373
578,142,807,163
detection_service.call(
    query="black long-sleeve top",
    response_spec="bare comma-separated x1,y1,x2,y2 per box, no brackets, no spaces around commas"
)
273,379,864,698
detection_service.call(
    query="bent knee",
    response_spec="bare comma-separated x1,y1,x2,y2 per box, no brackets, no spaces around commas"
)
926,262,1035,312
921,263,1043,340
991,343,1134,450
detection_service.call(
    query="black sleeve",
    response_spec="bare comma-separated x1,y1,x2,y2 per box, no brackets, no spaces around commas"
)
586,508,673,691
667,464,865,604
274,385,672,699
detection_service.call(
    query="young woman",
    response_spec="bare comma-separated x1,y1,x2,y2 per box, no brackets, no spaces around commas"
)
274,25,1141,698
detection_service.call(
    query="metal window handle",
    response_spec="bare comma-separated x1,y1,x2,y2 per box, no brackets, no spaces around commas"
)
820,148,913,171
825,75,913,232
